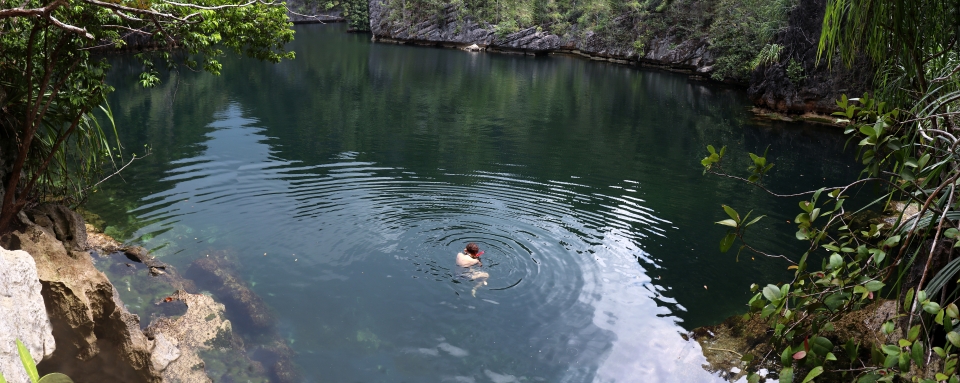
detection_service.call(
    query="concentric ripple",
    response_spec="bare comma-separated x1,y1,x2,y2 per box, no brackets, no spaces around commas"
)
108,104,718,382
92,24,861,383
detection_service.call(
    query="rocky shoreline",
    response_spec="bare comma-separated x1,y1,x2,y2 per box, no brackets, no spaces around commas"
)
0,205,298,382
360,0,870,115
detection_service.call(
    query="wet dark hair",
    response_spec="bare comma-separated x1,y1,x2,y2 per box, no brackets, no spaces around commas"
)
465,243,480,255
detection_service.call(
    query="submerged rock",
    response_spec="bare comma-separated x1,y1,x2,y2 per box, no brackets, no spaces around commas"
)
187,255,274,330
0,246,55,383
692,313,773,381
145,290,235,383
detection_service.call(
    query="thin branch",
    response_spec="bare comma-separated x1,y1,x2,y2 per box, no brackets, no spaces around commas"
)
162,0,262,11
46,14,94,39
82,153,150,193
0,0,65,19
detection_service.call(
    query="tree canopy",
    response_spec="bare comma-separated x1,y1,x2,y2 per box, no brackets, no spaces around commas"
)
0,0,295,232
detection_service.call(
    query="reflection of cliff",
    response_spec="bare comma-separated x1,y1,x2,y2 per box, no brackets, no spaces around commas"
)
364,0,871,114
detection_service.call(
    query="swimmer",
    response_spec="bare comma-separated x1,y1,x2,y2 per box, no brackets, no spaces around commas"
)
456,242,488,297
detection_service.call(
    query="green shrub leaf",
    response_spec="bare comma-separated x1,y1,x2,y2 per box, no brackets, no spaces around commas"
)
801,366,823,383
37,373,73,383
17,340,39,383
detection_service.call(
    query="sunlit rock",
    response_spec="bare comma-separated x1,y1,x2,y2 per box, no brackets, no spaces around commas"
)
0,246,55,383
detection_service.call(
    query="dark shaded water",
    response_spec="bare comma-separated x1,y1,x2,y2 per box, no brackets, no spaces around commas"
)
89,24,860,382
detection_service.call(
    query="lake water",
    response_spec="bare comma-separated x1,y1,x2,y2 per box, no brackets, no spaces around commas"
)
88,23,860,382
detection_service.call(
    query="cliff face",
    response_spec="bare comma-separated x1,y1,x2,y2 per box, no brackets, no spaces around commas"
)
365,0,869,114
747,0,872,113
368,0,715,75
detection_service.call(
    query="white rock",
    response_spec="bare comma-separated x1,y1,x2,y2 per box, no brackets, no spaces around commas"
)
150,333,181,371
0,246,55,383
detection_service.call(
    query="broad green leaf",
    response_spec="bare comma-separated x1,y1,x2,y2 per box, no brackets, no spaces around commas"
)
924,301,941,314
898,351,909,372
743,215,765,227
934,347,946,357
946,228,960,239
827,253,843,270
707,145,716,154
883,353,898,368
722,205,740,223
779,367,794,383
17,339,39,383
716,219,738,227
865,280,884,292
825,352,837,361
911,340,924,367
857,373,880,383
918,153,931,169
810,337,832,357
0,371,5,383
801,366,823,383
947,331,960,347
904,288,915,312
908,325,921,341
947,303,959,319
881,344,900,355
720,233,736,253
762,284,782,302
37,374,73,383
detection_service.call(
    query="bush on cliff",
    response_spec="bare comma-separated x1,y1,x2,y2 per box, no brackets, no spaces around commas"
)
703,0,960,381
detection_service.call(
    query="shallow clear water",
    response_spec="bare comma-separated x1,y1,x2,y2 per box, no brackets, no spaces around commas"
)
89,24,861,382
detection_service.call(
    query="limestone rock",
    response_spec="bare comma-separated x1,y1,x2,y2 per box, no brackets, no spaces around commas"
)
4,213,160,382
146,291,232,383
24,204,87,252
747,0,872,114
368,0,715,74
149,333,180,372
0,246,55,383
84,224,122,254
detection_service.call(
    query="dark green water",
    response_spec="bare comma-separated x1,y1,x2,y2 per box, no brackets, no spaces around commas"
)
89,24,861,382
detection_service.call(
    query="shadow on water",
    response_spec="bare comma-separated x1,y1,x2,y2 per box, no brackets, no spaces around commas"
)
88,23,862,382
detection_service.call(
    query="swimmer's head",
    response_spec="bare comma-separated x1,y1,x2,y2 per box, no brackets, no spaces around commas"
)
465,242,480,256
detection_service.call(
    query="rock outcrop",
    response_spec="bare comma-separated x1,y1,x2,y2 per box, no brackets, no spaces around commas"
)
367,0,871,114
145,290,232,383
1,207,160,383
747,0,873,114
0,246,55,383
368,0,715,74
1,205,299,382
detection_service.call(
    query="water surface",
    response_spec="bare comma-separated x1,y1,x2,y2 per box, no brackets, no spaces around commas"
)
89,24,860,382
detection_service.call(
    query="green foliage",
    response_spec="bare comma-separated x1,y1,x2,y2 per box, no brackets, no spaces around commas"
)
819,0,960,106
0,340,74,383
706,4,960,372
0,0,295,232
750,43,783,70
708,0,795,81
704,84,960,380
380,0,787,65
786,58,804,84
